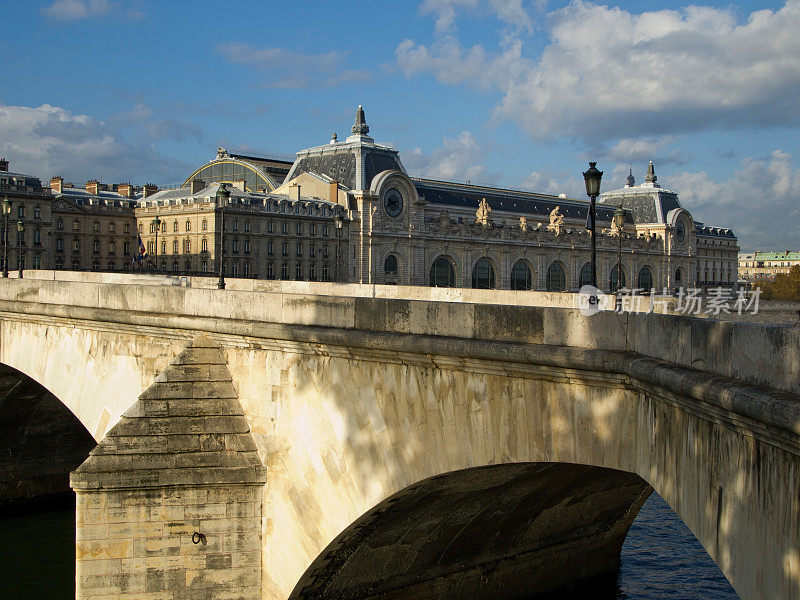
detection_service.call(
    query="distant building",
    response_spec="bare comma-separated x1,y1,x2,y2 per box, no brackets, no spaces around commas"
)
3,107,740,291
0,158,52,273
739,250,800,281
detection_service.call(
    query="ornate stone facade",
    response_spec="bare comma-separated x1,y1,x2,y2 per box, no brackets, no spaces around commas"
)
2,108,738,291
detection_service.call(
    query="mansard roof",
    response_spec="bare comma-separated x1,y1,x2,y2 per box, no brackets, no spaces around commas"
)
285,106,406,192
413,178,634,224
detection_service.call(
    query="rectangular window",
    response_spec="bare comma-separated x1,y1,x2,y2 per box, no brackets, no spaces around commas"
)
310,223,316,236
266,262,274,279
267,241,273,255
34,207,41,220
244,239,251,254
282,221,288,235
268,221,274,233
296,222,302,235
309,242,315,257
323,224,329,237
296,242,302,257
295,262,303,280
281,241,288,257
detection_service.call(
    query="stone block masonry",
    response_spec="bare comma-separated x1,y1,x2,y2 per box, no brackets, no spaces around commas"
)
71,335,267,599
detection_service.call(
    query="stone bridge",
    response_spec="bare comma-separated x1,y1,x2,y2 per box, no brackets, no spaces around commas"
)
1,274,799,600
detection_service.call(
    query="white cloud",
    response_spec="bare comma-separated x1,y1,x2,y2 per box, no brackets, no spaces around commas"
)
606,136,685,165
403,130,493,183
0,104,189,184
419,0,533,33
42,0,111,20
216,43,369,89
399,0,800,142
670,150,800,250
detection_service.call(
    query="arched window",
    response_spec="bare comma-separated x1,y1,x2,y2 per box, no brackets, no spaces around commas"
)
609,265,626,292
384,254,398,274
202,238,208,253
202,219,207,231
185,220,191,232
637,266,653,290
471,258,495,289
185,260,191,272
579,263,593,287
183,239,190,254
430,256,455,288
546,262,566,292
675,268,683,285
510,260,532,290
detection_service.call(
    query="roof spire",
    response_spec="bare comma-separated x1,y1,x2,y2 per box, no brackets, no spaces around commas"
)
626,163,635,187
645,160,657,184
351,104,369,135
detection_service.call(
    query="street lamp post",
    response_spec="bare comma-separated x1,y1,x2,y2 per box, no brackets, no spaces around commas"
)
216,184,230,289
2,197,10,278
152,217,161,273
16,220,24,279
613,204,626,301
583,162,603,288
334,213,343,282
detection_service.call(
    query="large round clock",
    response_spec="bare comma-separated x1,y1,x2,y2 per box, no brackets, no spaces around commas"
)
383,188,403,218
675,221,686,243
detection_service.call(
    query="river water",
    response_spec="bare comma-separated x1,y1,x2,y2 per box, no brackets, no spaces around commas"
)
0,491,738,599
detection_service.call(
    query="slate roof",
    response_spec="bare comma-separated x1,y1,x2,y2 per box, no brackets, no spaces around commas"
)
413,178,634,224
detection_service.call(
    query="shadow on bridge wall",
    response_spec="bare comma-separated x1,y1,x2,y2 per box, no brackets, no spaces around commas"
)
0,364,96,503
221,316,799,600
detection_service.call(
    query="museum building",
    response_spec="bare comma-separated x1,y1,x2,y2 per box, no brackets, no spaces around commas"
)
0,106,739,291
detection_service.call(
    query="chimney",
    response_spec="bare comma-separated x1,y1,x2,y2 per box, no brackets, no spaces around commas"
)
86,179,100,195
289,182,301,202
50,176,64,194
0,158,8,172
329,179,339,205
117,183,133,198
232,179,246,192
190,178,205,194
143,183,158,198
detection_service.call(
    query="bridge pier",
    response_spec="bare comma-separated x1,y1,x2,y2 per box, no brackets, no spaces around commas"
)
70,336,266,599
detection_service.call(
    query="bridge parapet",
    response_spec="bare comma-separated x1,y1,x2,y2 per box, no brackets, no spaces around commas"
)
1,277,798,399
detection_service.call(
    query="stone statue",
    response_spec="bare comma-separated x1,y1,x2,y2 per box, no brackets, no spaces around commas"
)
519,216,528,232
548,206,564,235
476,198,492,226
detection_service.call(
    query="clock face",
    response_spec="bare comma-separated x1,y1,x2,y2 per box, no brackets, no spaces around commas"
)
383,188,403,218
675,221,686,243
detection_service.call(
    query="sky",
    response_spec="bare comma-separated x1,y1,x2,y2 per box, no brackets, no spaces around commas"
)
1,0,799,251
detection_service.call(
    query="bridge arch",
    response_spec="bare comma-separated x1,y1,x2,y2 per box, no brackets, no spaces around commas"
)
289,462,651,599
0,314,190,440
0,363,96,502
258,342,796,600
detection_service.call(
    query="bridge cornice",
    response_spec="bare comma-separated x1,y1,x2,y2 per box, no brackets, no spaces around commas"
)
2,288,799,455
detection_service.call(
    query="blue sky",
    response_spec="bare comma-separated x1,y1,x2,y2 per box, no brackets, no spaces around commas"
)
1,0,799,250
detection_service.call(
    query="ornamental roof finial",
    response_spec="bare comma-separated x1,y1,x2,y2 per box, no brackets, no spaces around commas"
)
645,160,657,184
351,104,369,135
626,163,635,187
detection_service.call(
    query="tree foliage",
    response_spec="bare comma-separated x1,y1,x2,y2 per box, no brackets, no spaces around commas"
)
757,265,800,301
